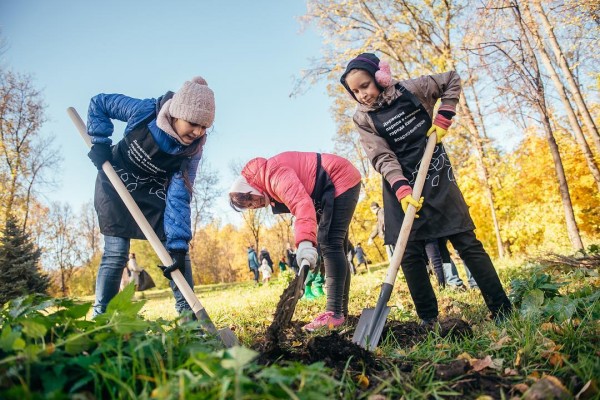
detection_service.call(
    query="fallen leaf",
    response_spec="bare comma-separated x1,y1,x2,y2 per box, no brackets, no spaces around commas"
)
548,352,565,367
291,341,303,347
367,395,387,400
515,349,524,367
356,374,369,389
522,376,571,400
504,367,519,376
513,383,529,393
542,337,558,350
540,322,563,334
472,355,493,372
394,349,407,357
457,352,475,362
528,371,541,380
490,357,504,370
490,335,511,350
475,396,494,400
575,379,599,400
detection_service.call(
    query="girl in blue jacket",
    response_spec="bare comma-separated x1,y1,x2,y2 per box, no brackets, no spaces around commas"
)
86,76,215,316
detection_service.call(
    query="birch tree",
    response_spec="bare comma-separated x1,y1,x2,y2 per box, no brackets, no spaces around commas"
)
473,1,584,251
519,0,600,192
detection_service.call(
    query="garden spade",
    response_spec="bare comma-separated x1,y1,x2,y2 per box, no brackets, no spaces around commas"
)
353,133,438,351
67,107,238,348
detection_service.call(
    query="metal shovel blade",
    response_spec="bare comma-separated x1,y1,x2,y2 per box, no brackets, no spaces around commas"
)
217,328,239,348
352,306,391,351
352,283,394,350
194,305,239,348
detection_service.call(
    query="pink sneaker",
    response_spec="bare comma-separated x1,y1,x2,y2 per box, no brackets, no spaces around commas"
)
303,311,345,331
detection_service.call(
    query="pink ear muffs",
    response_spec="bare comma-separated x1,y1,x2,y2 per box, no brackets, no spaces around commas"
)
375,61,392,88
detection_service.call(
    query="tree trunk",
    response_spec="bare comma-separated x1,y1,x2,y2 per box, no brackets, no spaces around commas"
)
521,1,600,192
61,266,67,297
531,0,600,154
511,1,584,252
538,105,584,251
455,90,506,258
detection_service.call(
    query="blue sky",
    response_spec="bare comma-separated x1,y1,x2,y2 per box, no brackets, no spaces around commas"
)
1,0,337,224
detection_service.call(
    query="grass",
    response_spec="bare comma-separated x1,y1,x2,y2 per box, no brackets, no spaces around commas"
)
2,257,599,399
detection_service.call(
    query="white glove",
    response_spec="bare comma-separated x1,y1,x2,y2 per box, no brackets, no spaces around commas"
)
296,241,318,271
367,238,374,246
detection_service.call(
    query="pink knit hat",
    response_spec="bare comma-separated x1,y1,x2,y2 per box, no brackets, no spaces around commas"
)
169,76,215,128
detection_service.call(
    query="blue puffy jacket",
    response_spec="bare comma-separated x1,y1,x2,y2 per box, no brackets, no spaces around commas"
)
87,93,204,252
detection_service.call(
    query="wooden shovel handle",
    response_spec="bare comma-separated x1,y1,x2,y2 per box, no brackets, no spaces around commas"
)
383,133,438,286
67,107,207,317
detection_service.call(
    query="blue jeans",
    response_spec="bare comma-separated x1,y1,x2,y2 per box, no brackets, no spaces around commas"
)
93,235,195,316
443,260,478,288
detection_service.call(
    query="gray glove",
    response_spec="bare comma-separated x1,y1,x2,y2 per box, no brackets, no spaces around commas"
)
296,241,318,271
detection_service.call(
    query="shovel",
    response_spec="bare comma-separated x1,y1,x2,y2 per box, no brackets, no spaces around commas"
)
67,107,238,348
353,133,438,350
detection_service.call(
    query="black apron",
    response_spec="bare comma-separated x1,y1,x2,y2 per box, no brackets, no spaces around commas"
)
270,153,336,243
94,109,194,240
369,84,474,244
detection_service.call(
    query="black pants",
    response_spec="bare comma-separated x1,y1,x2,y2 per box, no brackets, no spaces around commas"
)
402,230,511,320
320,183,360,318
424,239,446,287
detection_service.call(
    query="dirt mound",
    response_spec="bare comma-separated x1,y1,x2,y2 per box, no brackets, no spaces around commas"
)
306,332,382,375
383,317,473,347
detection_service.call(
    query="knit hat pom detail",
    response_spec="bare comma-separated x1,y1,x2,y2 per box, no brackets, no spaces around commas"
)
191,76,208,85
375,61,392,88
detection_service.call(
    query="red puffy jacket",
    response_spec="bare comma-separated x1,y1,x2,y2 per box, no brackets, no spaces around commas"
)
242,151,361,246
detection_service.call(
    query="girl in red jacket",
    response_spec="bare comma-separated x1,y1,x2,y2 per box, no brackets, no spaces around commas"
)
229,151,361,331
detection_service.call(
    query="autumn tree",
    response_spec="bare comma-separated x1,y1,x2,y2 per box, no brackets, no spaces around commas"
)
471,1,584,251
0,69,60,229
300,0,508,256
42,202,84,296
516,1,600,192
191,159,220,237
0,213,49,305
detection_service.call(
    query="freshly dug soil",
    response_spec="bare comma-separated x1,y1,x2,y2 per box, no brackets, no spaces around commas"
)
383,317,473,347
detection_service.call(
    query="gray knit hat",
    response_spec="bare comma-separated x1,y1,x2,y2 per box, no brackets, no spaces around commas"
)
169,76,215,128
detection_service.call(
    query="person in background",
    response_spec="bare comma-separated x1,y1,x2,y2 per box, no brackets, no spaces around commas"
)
119,268,131,292
278,256,287,273
247,245,260,284
346,239,356,275
439,238,479,290
259,258,272,284
86,76,215,317
339,52,511,324
259,247,274,273
367,202,393,261
424,239,447,289
303,250,326,300
229,151,361,330
354,242,370,273
285,243,298,275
